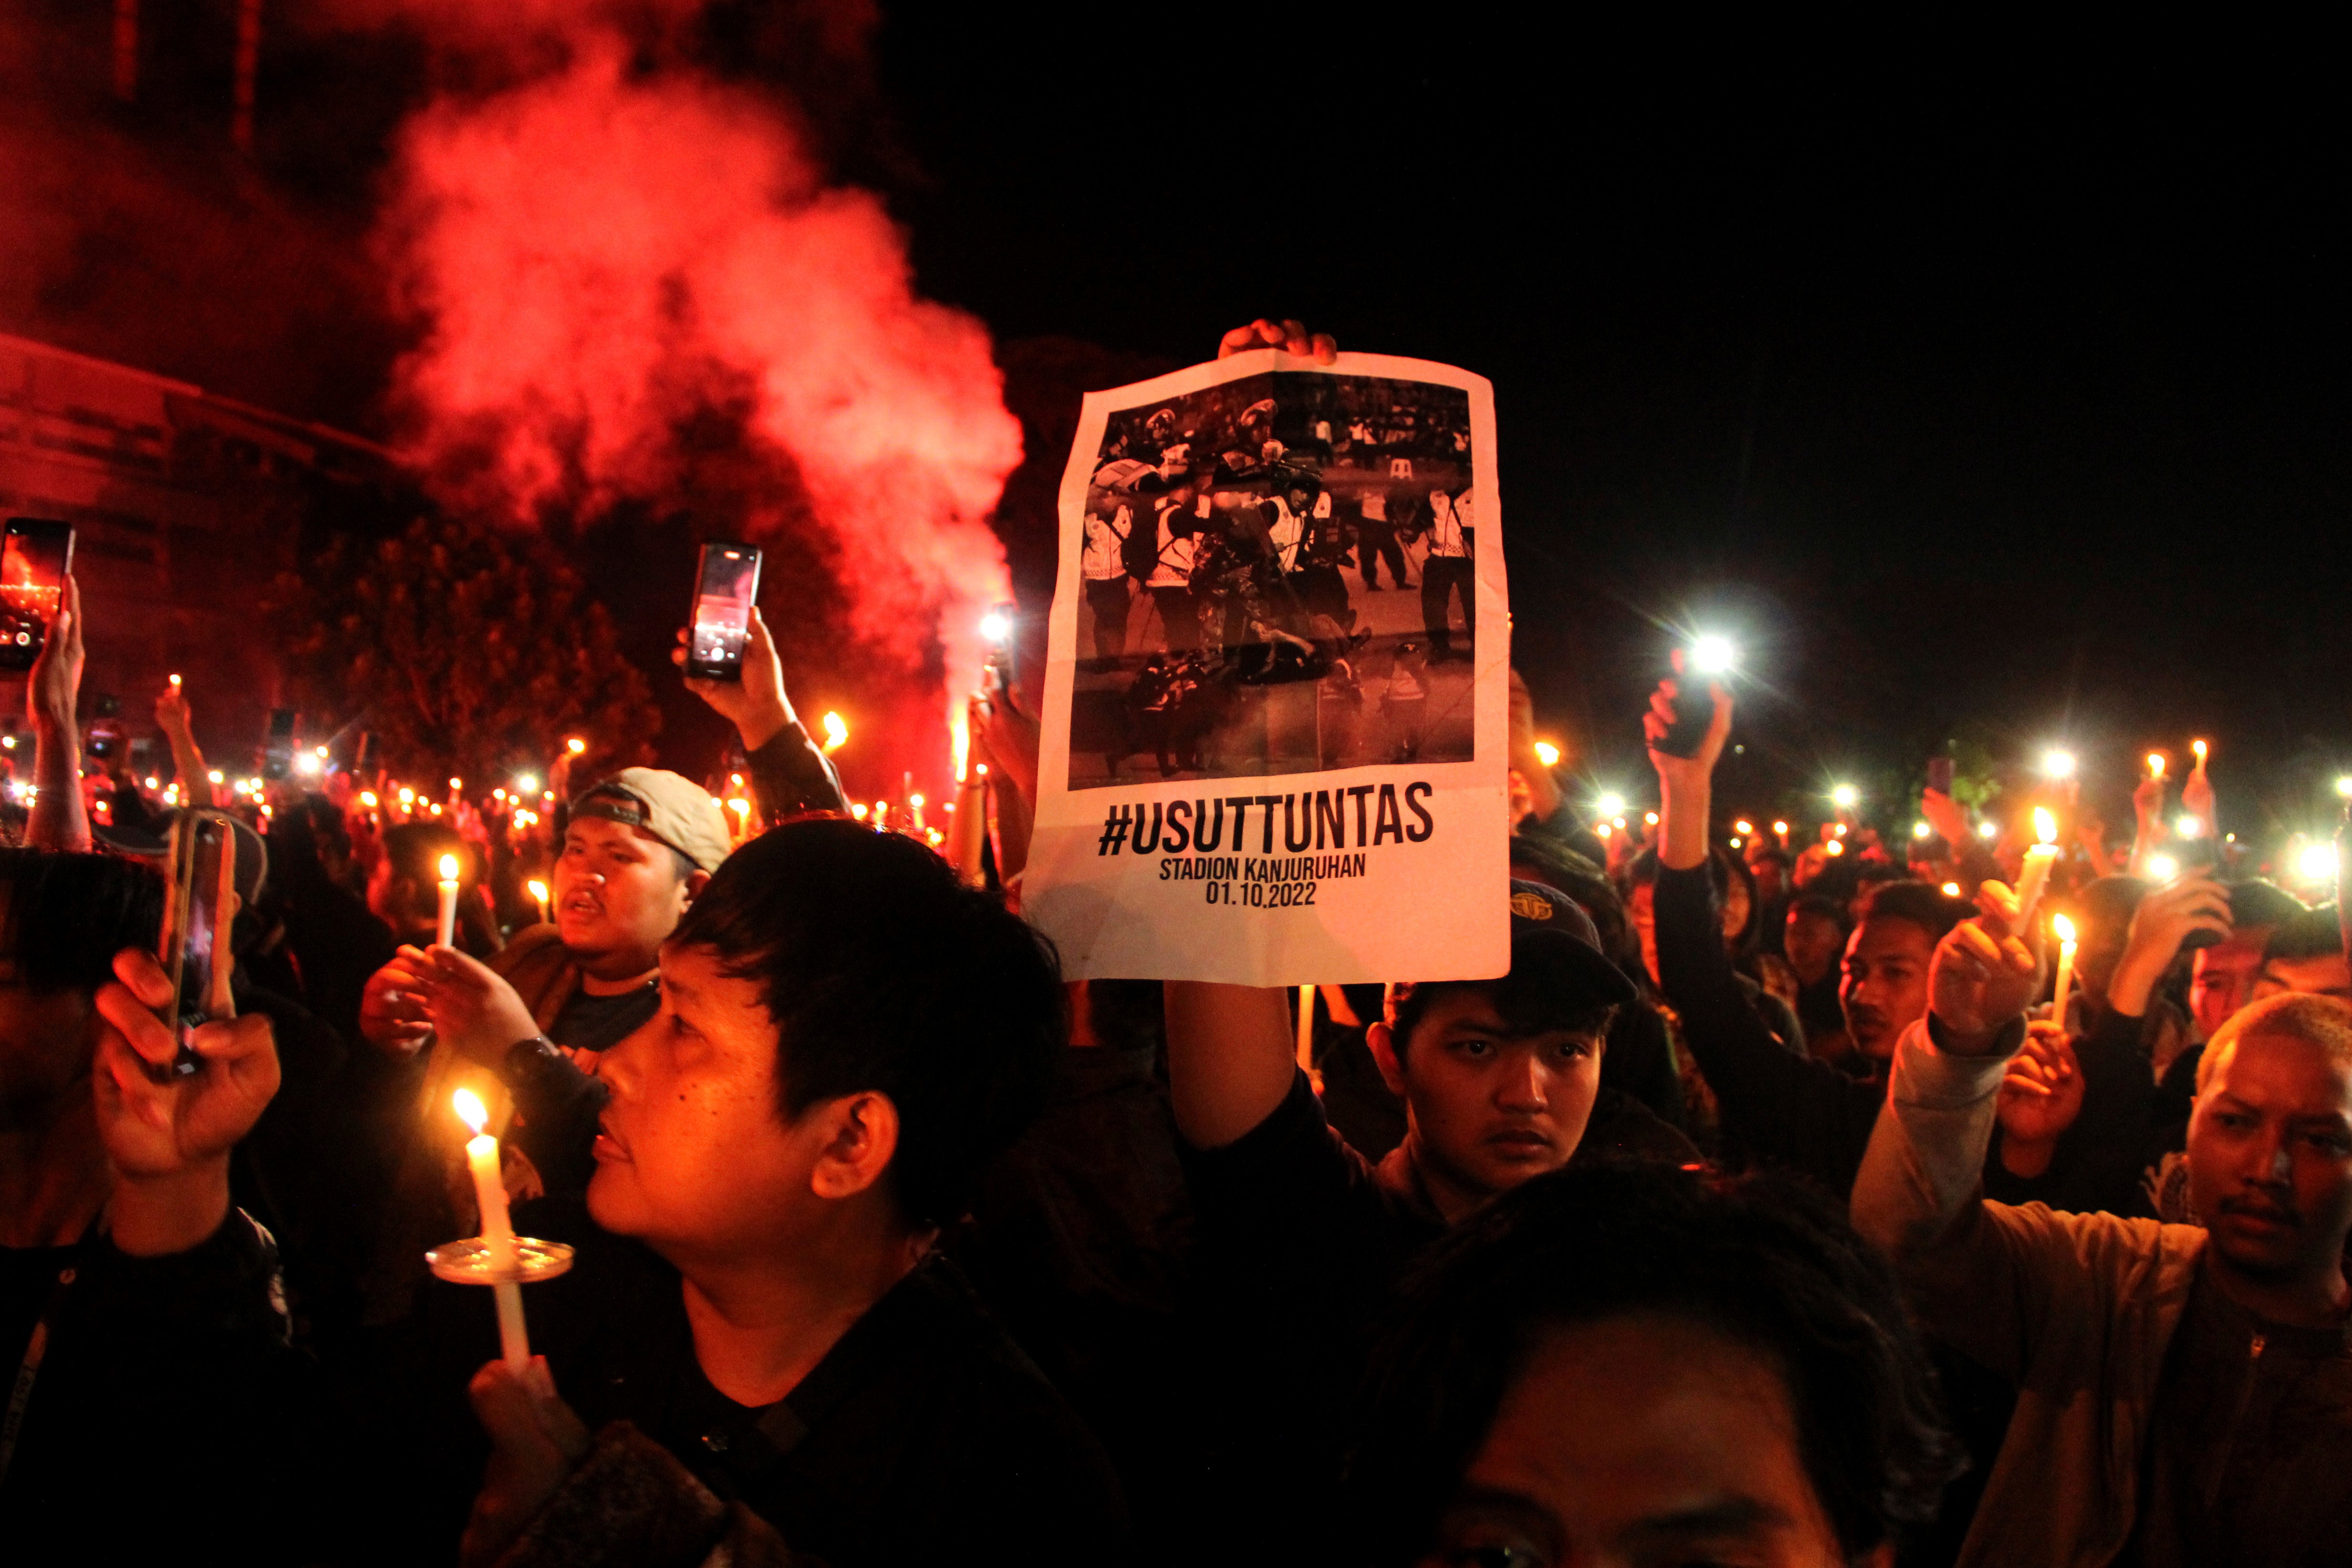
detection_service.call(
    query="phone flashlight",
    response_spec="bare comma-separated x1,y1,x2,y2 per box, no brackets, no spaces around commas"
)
980,603,1018,646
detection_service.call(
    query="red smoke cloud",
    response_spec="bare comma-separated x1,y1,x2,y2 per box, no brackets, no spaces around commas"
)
378,12,1019,791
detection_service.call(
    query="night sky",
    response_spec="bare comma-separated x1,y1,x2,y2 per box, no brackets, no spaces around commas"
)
10,6,2346,845
876,17,2351,845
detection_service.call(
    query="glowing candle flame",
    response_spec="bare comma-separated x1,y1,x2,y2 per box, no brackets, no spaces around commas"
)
453,1088,487,1135
2192,739,2208,762
1533,740,1560,769
2033,807,2056,845
439,854,460,881
2148,752,2166,780
1734,820,1754,836
822,711,848,753
360,791,379,808
851,803,869,821
169,672,181,687
527,879,548,904
2052,913,2077,944
1826,839,1845,856
1941,881,1961,897
567,737,586,755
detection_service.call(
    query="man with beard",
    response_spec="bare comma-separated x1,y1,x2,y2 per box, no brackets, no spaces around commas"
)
1646,674,1961,1192
1855,933,2352,1566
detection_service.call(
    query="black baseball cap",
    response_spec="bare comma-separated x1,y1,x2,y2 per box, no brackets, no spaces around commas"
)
1386,879,1640,1023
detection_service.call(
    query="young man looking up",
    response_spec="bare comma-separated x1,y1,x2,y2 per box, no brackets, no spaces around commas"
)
418,819,1123,1568
1645,674,1961,1192
1854,895,2352,1567
1165,886,1693,1557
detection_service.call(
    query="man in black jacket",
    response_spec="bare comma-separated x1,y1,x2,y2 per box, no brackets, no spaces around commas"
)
403,820,1126,1568
1644,674,1962,1194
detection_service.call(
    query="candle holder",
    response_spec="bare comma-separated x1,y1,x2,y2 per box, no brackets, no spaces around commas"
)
425,1235,576,1286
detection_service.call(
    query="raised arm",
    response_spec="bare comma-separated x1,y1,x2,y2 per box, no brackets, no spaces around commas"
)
673,605,847,821
155,677,220,809
27,573,90,851
1164,982,1298,1149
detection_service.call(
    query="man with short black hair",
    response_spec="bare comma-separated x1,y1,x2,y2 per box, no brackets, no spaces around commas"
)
405,819,1124,1568
2255,904,2352,1003
1646,676,1963,1191
1165,883,1695,1558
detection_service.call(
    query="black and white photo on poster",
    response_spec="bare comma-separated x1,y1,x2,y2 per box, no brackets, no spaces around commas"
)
1066,370,1477,790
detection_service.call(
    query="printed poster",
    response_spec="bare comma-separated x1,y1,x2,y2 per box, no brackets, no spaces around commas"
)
1022,349,1510,984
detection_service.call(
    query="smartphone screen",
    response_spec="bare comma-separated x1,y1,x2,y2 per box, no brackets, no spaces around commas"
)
161,813,237,1075
262,709,297,781
0,519,74,673
686,542,762,681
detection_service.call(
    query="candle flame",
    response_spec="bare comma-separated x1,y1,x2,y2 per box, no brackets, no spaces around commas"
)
2052,913,2076,944
527,879,548,903
1534,740,1561,768
567,737,586,754
2033,807,2056,845
1941,881,1961,897
359,790,378,808
439,853,461,881
951,708,970,782
169,672,181,687
453,1088,487,1135
2192,739,2208,762
822,711,848,752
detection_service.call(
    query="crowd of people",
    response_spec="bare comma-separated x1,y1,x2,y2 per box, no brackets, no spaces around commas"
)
2,318,2348,1566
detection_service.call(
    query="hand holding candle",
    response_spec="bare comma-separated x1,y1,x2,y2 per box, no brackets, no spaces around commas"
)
455,1088,531,1371
437,853,462,948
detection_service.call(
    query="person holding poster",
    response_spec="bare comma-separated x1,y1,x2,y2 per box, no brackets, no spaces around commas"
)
1164,886,1695,1555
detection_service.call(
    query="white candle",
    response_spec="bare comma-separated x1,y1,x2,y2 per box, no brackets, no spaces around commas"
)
2012,808,2059,931
436,854,460,947
2049,913,2077,1032
455,1089,530,1370
528,878,550,926
1295,984,1315,1073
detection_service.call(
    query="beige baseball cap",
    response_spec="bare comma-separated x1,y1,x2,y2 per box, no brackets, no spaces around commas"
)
569,767,733,873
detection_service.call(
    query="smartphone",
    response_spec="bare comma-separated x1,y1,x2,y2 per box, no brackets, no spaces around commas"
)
685,542,762,681
262,709,297,782
159,810,238,1076
0,519,74,674
1927,756,1954,795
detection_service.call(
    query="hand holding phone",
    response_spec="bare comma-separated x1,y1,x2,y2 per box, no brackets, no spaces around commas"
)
0,519,74,675
685,542,763,682
160,811,239,1076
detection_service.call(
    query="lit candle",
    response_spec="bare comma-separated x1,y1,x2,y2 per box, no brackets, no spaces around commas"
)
910,793,926,834
729,797,752,842
2049,913,2078,1032
436,854,461,947
2147,752,2166,782
2191,739,2208,765
2012,808,2060,930
821,712,848,754
1296,984,1315,1073
169,672,181,689
528,878,550,926
1774,820,1790,851
453,1089,530,1370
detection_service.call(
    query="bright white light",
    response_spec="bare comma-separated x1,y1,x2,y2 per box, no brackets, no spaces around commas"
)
1688,635,1736,676
2176,815,2204,839
2336,776,2352,798
516,774,538,795
1595,823,1613,840
1912,821,1931,839
1596,793,1626,817
1941,881,1962,897
1831,784,1859,809
2146,853,2179,882
1534,741,1561,769
566,737,586,755
2300,844,2339,883
2052,913,2077,944
295,753,321,776
2043,749,2077,779
207,769,224,784
2033,808,2057,845
1977,821,1998,840
453,1088,487,1135
980,611,1013,644
1826,839,1845,857
1733,820,1754,836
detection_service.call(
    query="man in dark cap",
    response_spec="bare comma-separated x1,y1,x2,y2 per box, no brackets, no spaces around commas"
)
1164,884,1695,1560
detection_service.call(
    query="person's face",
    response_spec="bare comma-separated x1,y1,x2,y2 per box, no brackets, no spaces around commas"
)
1784,911,1842,986
1720,876,1752,948
1420,1313,1870,1568
1839,918,1936,1062
0,891,100,1124
1748,851,1787,903
555,816,695,973
588,943,828,1264
364,851,403,928
1381,988,1603,1205
1627,883,1659,985
2254,952,2352,1006
2192,928,2272,1037
2186,1031,2352,1285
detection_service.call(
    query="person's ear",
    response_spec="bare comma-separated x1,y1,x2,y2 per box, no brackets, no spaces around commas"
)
808,1091,900,1203
682,869,710,906
1366,1019,1409,1099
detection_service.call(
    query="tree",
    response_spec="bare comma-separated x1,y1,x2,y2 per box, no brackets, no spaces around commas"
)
268,515,659,784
